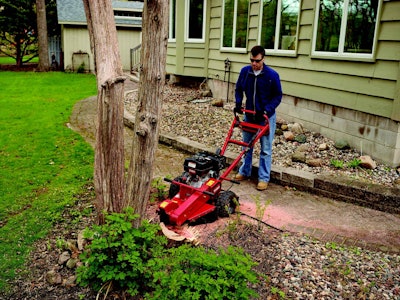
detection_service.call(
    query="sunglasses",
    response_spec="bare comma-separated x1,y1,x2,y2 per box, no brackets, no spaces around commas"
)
250,58,263,63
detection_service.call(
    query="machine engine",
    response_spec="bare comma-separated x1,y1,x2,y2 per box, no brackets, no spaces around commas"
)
181,152,226,188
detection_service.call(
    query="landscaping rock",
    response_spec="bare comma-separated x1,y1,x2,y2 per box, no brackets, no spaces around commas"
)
281,124,289,131
297,144,309,152
306,158,324,167
275,128,283,136
318,143,329,151
284,131,294,141
291,122,304,134
46,270,62,285
58,251,70,265
66,258,79,269
334,139,350,150
292,151,306,163
211,99,224,107
294,134,307,143
360,155,377,169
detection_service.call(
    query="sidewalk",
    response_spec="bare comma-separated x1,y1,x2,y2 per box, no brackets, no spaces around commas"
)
69,77,400,253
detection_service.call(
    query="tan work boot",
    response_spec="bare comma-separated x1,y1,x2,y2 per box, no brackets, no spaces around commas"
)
234,173,247,181
256,181,268,191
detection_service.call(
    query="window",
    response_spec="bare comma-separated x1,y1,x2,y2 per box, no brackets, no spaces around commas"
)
169,0,176,40
313,0,380,58
186,0,206,41
259,0,300,53
221,0,249,49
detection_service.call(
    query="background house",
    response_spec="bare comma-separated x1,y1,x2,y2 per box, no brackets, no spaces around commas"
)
166,0,400,168
56,0,399,167
56,0,143,72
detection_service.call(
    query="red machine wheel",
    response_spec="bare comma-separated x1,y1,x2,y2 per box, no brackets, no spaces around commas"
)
216,191,238,218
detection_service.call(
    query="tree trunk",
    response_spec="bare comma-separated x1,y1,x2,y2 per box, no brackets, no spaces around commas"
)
125,0,169,228
36,0,49,71
82,0,125,224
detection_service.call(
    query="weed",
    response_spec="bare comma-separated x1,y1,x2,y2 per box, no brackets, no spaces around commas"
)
252,194,271,230
350,246,361,255
347,158,361,168
78,294,85,300
77,62,86,73
271,286,286,299
330,159,344,169
149,177,168,203
56,238,68,250
325,241,345,251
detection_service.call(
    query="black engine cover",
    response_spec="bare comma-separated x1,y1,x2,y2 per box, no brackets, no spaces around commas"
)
183,152,226,177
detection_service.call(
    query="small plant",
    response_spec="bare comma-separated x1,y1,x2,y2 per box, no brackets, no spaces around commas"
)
325,241,346,251
271,286,286,299
77,62,86,73
330,159,344,169
149,177,168,203
56,238,68,250
346,158,361,168
350,246,361,255
252,194,271,230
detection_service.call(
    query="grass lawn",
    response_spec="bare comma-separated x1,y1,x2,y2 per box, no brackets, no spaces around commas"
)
0,71,97,291
0,56,39,64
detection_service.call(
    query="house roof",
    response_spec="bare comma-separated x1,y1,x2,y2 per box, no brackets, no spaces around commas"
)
56,0,143,27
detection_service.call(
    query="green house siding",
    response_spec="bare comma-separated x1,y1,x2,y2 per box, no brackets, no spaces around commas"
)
166,0,400,166
166,0,400,120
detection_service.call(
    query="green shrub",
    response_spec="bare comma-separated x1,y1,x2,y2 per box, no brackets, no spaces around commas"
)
146,245,259,300
76,208,259,299
76,207,168,296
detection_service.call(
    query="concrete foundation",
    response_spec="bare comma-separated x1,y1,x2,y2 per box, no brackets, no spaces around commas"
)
277,95,400,168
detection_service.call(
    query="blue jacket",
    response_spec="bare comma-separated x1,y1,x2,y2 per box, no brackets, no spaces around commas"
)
235,64,282,118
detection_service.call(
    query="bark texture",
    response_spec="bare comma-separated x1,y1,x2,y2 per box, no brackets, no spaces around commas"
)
36,0,49,71
82,0,125,224
125,0,169,227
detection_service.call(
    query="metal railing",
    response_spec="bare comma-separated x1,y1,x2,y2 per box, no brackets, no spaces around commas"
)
130,44,141,75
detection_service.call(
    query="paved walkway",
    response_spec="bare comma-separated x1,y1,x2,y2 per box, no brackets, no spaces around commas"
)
69,76,400,253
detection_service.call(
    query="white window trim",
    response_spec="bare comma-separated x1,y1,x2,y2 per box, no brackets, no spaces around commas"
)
168,0,176,42
311,0,382,60
258,0,300,55
185,0,206,43
220,0,249,51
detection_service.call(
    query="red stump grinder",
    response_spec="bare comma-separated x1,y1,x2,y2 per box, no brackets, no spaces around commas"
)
158,109,270,226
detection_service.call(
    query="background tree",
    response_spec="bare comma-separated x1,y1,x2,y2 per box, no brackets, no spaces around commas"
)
36,0,49,71
82,0,126,224
124,0,169,228
0,0,58,66
0,0,37,66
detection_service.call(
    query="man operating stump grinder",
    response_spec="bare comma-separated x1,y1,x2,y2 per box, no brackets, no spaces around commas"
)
233,45,283,191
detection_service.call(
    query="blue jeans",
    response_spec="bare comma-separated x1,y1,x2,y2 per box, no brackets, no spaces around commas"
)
238,113,276,182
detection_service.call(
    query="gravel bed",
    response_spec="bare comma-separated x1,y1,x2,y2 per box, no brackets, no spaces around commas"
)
211,223,400,300
125,84,399,188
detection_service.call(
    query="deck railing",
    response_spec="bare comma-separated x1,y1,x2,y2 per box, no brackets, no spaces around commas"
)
130,44,141,75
